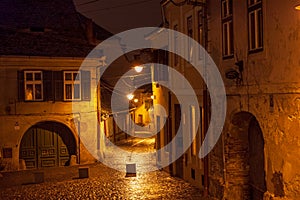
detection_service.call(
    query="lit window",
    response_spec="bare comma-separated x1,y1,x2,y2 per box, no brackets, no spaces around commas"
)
248,0,263,52
221,0,234,58
24,71,43,101
64,71,81,100
190,106,197,156
187,16,193,61
198,8,206,59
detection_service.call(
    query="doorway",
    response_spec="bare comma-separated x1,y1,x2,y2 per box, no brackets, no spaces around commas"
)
20,121,76,168
226,113,266,199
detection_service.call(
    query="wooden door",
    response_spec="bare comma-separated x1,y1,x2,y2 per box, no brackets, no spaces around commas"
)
37,127,57,168
20,127,38,168
20,123,71,169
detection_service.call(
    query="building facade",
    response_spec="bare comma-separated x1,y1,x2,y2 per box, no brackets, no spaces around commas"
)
157,0,300,199
0,0,112,171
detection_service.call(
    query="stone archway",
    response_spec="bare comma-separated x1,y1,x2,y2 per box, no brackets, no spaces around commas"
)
20,121,76,169
225,112,267,200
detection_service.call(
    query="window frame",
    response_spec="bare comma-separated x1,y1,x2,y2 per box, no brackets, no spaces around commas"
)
63,71,81,101
248,0,263,53
24,71,43,101
221,0,234,59
197,8,206,59
187,15,193,62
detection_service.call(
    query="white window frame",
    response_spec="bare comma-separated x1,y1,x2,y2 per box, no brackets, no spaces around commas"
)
221,0,234,58
63,71,81,101
187,15,193,62
248,0,263,52
24,71,43,101
197,8,206,60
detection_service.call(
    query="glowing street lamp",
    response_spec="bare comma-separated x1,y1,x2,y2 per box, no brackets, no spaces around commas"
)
127,93,134,100
134,65,143,73
133,98,139,103
295,4,300,10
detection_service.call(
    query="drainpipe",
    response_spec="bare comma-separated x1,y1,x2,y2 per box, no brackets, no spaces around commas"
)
78,120,81,164
203,3,209,197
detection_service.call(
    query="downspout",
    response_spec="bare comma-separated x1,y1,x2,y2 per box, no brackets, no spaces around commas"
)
78,119,81,164
203,2,209,197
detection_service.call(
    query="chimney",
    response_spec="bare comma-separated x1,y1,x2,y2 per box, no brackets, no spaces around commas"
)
86,18,95,45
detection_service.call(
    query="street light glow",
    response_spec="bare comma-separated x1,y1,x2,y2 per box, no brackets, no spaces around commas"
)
127,93,134,100
295,4,300,10
134,65,143,73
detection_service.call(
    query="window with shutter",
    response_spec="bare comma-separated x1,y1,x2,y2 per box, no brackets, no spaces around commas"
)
63,71,81,101
24,71,43,101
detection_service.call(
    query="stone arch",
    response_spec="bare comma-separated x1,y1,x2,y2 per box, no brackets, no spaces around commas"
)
19,121,76,169
225,112,267,200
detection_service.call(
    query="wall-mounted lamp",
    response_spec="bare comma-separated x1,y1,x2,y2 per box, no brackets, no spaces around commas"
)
295,4,300,10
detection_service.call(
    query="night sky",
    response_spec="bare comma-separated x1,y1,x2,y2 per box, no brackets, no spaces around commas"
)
73,0,162,34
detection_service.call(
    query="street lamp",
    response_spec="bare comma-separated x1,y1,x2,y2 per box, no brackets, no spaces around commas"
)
134,65,143,73
127,93,134,100
295,4,300,10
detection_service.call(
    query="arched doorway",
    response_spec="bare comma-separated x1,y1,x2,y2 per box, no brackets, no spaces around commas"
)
226,112,266,199
20,121,76,169
248,118,267,199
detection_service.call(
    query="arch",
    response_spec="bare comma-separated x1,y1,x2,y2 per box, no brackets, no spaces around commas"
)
19,121,76,169
225,112,267,199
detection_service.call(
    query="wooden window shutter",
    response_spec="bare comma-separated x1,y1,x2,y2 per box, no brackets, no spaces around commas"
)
43,71,53,101
17,71,25,101
53,71,63,101
81,70,91,101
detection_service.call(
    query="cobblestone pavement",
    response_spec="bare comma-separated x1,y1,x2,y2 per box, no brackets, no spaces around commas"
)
0,137,204,200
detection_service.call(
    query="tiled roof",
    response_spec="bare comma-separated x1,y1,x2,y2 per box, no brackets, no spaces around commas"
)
0,0,112,57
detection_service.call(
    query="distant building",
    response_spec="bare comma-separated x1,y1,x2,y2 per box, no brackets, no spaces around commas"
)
0,0,112,170
155,0,300,199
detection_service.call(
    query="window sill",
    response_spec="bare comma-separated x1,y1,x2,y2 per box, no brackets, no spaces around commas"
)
222,55,234,60
249,48,263,54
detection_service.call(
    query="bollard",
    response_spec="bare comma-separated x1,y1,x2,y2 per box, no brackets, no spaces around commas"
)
78,167,89,179
33,171,44,183
126,163,136,177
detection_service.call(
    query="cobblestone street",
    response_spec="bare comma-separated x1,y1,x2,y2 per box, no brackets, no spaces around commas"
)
0,137,203,200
